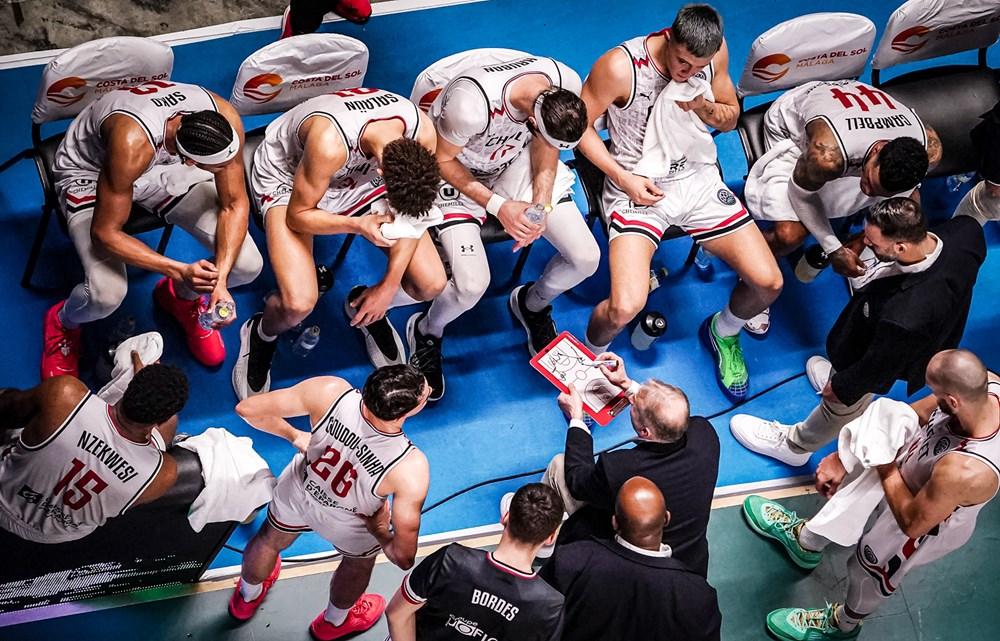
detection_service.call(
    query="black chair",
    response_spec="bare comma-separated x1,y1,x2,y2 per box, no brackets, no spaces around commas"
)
735,101,773,179
21,124,174,291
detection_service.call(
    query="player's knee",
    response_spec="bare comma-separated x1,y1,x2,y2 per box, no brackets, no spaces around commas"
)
750,267,784,301
570,239,601,278
453,271,490,306
228,241,264,287
607,292,646,329
281,289,319,323
87,280,128,318
408,273,447,302
773,223,808,251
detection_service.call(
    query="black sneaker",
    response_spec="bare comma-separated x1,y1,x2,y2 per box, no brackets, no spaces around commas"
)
509,282,557,356
345,286,406,368
406,311,444,401
232,312,277,401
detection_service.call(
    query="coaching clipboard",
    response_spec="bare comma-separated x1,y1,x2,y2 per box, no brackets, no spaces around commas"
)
529,331,630,426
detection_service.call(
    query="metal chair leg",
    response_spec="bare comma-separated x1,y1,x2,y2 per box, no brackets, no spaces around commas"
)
683,240,699,266
156,224,174,255
21,203,54,290
330,234,356,272
511,244,532,284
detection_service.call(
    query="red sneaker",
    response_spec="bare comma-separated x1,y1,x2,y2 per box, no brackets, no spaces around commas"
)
228,556,281,621
41,301,81,380
309,594,386,640
153,278,225,367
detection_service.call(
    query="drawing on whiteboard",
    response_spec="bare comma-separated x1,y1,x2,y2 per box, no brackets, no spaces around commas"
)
540,339,620,409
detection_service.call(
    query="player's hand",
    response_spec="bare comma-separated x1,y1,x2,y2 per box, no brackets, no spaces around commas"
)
207,286,237,328
815,452,847,498
497,200,543,249
615,172,664,206
557,386,585,422
181,259,219,293
356,213,397,248
595,351,630,390
360,501,392,544
291,430,311,454
349,283,394,327
829,246,866,277
676,94,706,113
130,350,146,373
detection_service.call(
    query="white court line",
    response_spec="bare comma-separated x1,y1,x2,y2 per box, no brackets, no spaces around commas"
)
0,0,487,70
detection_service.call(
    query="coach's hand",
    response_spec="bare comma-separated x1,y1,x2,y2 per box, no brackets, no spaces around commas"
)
557,386,585,422
596,351,630,390
182,259,219,293
815,452,847,497
349,283,394,327
498,200,543,251
357,213,397,248
616,171,664,206
829,246,866,277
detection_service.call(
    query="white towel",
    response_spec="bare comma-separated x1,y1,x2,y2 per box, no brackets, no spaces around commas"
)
97,331,164,406
374,200,445,240
807,398,920,546
633,77,717,179
743,138,799,219
176,428,276,533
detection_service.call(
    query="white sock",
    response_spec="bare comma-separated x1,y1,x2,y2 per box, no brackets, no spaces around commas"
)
713,304,745,338
835,604,862,632
797,523,831,552
389,287,420,310
256,318,277,342
584,334,610,356
524,283,549,313
324,602,351,626
240,578,263,601
57,304,80,330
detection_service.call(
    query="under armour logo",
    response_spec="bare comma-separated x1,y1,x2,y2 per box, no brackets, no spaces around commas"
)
460,245,475,253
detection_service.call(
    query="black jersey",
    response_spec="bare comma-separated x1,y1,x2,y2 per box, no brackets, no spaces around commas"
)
400,543,564,641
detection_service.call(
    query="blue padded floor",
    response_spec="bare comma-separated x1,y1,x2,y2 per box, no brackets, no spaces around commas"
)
0,0,998,570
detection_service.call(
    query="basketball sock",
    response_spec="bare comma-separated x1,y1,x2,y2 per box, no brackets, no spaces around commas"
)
324,602,351,626
240,578,263,602
389,287,420,310
584,334,610,356
524,283,549,313
256,318,277,342
835,604,862,632
713,304,745,338
796,523,831,552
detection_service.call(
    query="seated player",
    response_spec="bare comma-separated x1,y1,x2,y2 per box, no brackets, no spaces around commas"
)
232,88,445,401
0,361,188,543
280,0,372,36
407,52,600,401
578,4,782,401
43,81,263,379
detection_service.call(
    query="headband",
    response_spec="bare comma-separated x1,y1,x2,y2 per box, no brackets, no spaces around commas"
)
175,132,239,166
532,89,581,151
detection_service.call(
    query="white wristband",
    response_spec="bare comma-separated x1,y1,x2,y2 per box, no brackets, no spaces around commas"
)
625,381,642,397
486,193,507,217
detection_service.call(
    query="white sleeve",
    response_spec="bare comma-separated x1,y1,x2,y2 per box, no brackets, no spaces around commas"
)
432,78,489,148
788,178,842,254
553,61,583,96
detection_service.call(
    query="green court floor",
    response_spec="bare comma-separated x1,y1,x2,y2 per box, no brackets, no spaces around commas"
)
4,492,998,640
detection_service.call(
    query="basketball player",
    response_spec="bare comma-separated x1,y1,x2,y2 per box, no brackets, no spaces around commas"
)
406,52,600,401
578,4,782,401
0,360,188,543
741,349,999,640
743,78,942,332
232,88,445,401
42,81,263,379
229,365,431,640
385,483,565,641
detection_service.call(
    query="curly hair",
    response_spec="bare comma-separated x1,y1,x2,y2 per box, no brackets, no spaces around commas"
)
177,110,235,156
538,88,587,147
362,364,427,421
877,137,928,193
382,138,440,217
506,483,565,545
120,364,190,425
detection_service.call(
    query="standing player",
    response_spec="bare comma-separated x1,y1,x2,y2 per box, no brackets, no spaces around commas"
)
742,349,999,640
43,81,263,379
0,362,188,543
385,483,565,641
406,52,601,401
577,4,782,401
229,365,431,640
232,88,445,401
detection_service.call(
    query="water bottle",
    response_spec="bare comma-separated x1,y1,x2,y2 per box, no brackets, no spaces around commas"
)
525,203,551,225
630,312,668,351
694,246,714,281
198,299,235,330
946,172,977,192
794,245,831,283
315,264,333,295
648,266,670,293
292,325,321,357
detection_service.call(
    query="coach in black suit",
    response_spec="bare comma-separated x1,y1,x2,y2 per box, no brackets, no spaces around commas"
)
541,354,720,577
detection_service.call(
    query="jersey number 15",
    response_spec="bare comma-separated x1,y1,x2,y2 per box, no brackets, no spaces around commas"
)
53,458,108,510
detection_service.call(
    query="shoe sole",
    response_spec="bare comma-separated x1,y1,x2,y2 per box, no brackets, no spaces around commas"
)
699,316,749,402
742,502,820,570
406,312,444,402
232,317,271,401
508,285,537,356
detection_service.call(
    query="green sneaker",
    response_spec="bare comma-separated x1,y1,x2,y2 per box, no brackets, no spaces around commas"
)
743,495,822,569
699,313,749,401
766,603,861,640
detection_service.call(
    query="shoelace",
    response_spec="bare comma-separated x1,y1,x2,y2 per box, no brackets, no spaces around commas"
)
791,603,838,631
718,334,748,381
754,421,788,444
350,598,375,617
763,505,805,540
412,337,442,374
524,305,556,343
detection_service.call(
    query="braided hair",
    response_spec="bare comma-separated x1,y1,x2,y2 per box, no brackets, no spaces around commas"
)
362,364,427,421
176,110,235,156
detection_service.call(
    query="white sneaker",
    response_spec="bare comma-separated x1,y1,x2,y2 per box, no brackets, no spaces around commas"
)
806,356,833,393
729,414,811,466
744,308,771,337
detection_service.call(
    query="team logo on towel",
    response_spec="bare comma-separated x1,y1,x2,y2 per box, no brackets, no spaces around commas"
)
891,26,931,54
751,54,790,83
46,76,88,106
717,189,737,206
243,73,284,103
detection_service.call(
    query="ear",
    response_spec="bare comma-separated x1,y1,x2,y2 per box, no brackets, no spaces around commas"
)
663,509,671,529
501,511,509,527
543,529,558,546
611,514,618,532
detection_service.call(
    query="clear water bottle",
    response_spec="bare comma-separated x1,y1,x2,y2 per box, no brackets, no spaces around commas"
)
794,245,830,283
198,299,235,329
946,172,977,192
630,312,668,351
648,266,670,292
694,246,714,281
525,203,551,225
292,325,321,357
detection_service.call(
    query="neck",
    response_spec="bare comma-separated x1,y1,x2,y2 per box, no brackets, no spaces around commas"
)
163,115,181,154
956,396,1000,438
493,532,538,573
623,532,663,552
110,405,152,444
360,404,402,435
360,119,404,159
898,234,937,266
509,75,550,114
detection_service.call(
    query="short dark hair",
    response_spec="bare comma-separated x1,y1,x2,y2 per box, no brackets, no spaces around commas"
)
877,137,928,193
382,138,440,218
538,88,587,147
177,110,235,156
506,483,564,545
120,364,189,425
671,4,724,58
362,364,427,421
866,197,927,242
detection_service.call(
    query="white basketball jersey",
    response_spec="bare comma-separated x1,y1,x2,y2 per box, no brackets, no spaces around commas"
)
0,393,164,544
53,81,219,178
606,30,715,177
432,56,580,178
766,79,927,178
258,89,421,192
303,389,416,517
897,381,1000,531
